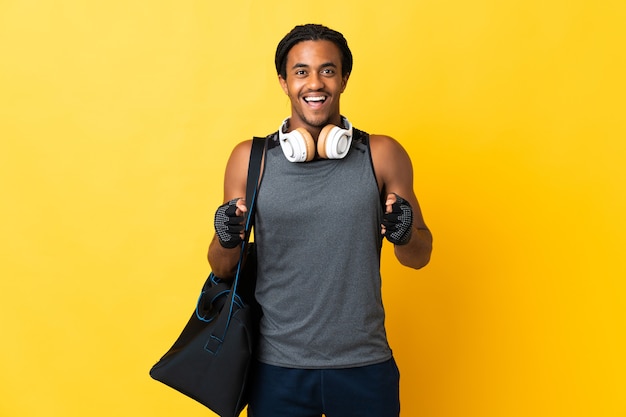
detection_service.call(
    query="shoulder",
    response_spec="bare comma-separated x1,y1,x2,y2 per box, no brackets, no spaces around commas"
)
222,139,253,201
226,138,258,171
226,132,275,174
230,139,253,160
368,134,414,191
369,134,412,172
369,134,409,159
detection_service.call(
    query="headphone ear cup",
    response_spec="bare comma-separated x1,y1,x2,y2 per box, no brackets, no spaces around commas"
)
317,125,335,159
317,125,352,159
279,127,316,162
295,128,316,162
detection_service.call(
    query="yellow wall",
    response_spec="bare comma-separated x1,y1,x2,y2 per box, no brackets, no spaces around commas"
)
1,1,624,416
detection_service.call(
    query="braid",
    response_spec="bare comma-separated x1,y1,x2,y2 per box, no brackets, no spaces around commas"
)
275,24,353,79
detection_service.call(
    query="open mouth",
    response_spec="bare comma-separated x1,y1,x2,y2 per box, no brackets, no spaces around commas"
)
303,96,327,104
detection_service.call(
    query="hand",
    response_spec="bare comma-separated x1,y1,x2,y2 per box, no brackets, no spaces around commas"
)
214,198,247,248
382,193,413,245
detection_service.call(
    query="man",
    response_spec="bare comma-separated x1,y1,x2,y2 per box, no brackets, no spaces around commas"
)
208,24,432,417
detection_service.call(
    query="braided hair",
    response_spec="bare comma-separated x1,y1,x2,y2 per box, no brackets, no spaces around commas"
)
275,24,353,79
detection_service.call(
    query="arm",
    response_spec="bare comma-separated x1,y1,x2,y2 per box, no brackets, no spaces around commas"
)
207,140,252,278
370,134,433,269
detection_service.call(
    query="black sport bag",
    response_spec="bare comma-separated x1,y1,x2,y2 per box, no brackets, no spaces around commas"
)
150,137,265,417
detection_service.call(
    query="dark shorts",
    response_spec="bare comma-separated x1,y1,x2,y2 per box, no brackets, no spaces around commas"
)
247,358,400,417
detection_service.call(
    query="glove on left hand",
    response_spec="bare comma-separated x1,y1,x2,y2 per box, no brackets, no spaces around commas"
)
382,193,413,245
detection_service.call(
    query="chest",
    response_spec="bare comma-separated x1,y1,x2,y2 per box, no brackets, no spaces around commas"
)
256,147,381,230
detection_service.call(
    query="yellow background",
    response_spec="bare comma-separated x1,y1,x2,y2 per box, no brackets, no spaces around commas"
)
1,1,624,416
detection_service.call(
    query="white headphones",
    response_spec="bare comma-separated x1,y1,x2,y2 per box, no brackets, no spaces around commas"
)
278,117,353,162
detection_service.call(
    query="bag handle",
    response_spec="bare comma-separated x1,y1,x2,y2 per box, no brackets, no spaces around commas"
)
205,136,266,354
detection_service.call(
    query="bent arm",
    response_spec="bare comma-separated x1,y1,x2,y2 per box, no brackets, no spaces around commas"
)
207,140,252,278
371,135,433,269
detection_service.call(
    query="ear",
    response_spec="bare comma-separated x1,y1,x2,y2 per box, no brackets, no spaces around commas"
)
278,75,289,95
340,73,350,93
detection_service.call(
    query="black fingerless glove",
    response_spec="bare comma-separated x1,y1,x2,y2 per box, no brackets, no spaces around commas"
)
382,193,413,245
214,198,244,248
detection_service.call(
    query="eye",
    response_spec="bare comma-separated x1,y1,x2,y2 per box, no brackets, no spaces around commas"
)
295,69,307,76
321,68,335,76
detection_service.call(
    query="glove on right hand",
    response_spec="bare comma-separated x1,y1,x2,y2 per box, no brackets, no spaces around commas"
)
382,193,413,245
214,198,245,249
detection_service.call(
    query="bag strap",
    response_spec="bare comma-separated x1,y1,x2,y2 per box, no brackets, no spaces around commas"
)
243,136,265,232
205,136,265,354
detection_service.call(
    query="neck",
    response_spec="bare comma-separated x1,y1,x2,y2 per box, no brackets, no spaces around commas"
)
287,115,344,139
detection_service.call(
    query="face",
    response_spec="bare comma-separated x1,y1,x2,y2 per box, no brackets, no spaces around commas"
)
279,40,349,133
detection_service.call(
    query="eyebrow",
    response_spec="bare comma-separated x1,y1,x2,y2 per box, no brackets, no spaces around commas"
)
291,62,337,70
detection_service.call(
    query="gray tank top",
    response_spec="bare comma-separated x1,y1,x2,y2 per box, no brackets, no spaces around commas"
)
254,128,392,368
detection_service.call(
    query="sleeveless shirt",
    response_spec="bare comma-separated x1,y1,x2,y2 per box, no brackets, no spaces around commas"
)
254,127,392,368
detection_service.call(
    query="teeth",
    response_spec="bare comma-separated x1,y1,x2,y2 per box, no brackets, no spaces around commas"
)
305,96,326,102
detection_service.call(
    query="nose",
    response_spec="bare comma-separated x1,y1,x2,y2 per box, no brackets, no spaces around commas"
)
307,72,324,90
